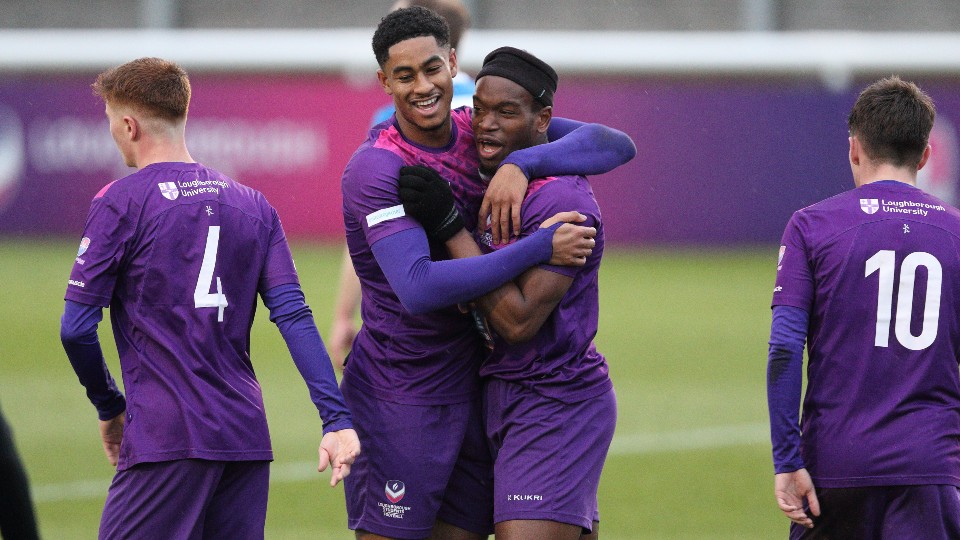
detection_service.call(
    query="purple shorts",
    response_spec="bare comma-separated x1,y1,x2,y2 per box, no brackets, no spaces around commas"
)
484,378,617,531
789,484,960,539
99,459,269,540
340,380,494,539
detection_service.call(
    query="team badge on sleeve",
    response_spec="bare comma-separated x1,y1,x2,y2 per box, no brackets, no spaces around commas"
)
77,237,91,257
859,198,879,214
385,480,406,503
158,182,179,201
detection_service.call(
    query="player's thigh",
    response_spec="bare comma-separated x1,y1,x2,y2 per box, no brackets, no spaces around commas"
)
99,459,225,540
435,396,494,538
203,460,270,540
486,380,616,532
494,519,581,540
429,519,488,540
341,380,473,539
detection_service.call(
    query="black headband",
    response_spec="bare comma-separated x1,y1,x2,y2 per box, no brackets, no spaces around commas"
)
475,46,558,107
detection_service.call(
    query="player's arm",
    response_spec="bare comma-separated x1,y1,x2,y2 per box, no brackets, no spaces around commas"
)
401,166,593,340
442,218,581,343
329,245,360,370
262,283,359,486
767,304,819,528
345,152,592,316
480,117,636,243
372,222,580,315
59,299,126,466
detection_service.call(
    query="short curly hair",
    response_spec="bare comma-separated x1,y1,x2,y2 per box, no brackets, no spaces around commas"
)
372,6,450,68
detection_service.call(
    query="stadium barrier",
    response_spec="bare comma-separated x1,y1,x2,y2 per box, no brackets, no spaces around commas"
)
2,30,959,244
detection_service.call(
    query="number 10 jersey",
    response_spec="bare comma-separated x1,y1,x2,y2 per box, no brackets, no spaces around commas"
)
773,180,960,489
65,162,300,470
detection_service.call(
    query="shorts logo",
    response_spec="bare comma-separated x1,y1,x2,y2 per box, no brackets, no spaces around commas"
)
77,237,91,257
159,182,179,201
385,480,405,503
860,198,879,214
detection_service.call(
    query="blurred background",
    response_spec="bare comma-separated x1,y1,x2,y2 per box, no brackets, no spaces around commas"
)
2,1,960,538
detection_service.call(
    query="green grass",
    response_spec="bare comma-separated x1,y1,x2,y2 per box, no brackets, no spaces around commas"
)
0,239,788,539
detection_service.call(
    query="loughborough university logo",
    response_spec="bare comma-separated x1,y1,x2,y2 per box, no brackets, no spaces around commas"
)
385,480,405,503
159,182,179,200
860,198,879,214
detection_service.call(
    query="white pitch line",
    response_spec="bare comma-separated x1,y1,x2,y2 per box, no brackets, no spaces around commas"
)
31,422,769,503
608,422,768,455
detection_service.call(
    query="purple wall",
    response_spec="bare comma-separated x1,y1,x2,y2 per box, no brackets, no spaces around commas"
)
2,72,958,245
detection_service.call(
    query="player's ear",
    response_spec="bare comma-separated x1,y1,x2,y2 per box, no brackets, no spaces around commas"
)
377,69,393,96
124,115,139,141
917,143,932,171
848,136,860,166
448,47,459,79
536,105,552,135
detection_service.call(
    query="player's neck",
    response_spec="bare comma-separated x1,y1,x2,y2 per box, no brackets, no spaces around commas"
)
132,140,195,169
856,163,917,188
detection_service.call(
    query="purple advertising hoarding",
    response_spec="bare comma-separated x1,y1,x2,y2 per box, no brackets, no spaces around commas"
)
1,72,958,245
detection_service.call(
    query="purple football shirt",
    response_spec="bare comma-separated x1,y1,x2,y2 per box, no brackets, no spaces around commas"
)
341,107,489,405
477,175,612,403
65,162,300,470
774,180,960,488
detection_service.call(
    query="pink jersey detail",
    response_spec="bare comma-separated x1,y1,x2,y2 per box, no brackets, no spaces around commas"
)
94,180,118,199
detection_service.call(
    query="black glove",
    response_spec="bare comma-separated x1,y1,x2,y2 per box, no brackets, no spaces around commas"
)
398,165,465,243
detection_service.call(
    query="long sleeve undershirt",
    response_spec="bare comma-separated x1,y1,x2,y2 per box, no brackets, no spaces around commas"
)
766,304,809,474
506,118,638,179
372,225,557,315
262,283,352,434
59,301,126,421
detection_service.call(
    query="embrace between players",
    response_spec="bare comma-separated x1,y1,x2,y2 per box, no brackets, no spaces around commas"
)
58,3,960,540
60,4,634,540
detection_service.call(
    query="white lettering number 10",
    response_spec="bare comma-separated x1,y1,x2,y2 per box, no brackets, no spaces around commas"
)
865,250,941,350
195,225,229,322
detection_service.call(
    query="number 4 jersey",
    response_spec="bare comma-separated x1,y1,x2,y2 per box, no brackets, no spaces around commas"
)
774,179,960,488
65,162,299,470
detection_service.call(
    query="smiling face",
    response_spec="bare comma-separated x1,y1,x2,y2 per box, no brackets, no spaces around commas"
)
377,35,457,147
472,75,551,175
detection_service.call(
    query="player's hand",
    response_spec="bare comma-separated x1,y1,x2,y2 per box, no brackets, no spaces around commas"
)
98,412,125,467
774,469,820,529
328,316,357,370
480,163,527,246
398,165,464,242
318,428,361,487
542,211,595,266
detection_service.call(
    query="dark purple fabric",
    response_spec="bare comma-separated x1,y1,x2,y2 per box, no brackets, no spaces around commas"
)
773,180,960,488
262,283,351,434
503,118,637,180
767,304,808,474
371,226,553,315
60,300,126,421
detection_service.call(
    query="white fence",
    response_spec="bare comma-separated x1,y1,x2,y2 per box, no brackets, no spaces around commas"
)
2,29,960,89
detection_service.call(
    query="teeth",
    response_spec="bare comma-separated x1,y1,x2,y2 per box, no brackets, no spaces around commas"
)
416,96,438,108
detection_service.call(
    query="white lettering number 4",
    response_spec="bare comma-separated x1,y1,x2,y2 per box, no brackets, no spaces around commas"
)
194,225,229,322
865,250,941,350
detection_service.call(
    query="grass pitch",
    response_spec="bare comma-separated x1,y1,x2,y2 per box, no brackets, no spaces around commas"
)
0,239,787,539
